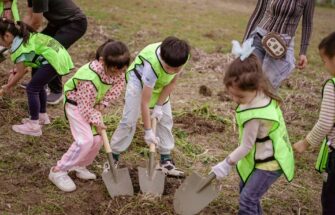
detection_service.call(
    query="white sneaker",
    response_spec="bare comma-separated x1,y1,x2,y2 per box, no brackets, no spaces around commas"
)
48,168,76,192
12,119,42,137
21,113,51,125
157,160,184,177
72,166,96,180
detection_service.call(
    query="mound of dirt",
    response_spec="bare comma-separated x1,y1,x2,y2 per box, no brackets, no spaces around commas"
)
199,85,212,97
174,113,225,134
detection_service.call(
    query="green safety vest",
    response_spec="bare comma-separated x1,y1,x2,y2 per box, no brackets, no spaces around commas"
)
315,78,335,173
11,33,73,76
126,42,176,108
64,62,112,135
236,99,295,183
0,0,20,22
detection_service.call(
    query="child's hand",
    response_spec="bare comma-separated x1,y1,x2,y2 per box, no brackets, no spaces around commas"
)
151,105,163,121
1,84,10,95
211,158,232,180
94,123,107,135
95,104,106,114
8,68,17,82
293,139,309,154
144,129,159,146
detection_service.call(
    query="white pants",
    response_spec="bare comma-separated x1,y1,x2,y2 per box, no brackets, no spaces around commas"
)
110,72,174,155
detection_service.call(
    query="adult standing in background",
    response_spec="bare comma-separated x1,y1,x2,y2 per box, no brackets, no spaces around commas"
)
243,0,315,88
23,0,87,104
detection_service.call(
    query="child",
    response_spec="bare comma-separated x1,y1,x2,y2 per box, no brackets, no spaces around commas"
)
0,0,19,21
211,39,294,214
294,32,335,215
0,0,19,64
48,40,130,192
110,36,190,176
0,18,73,136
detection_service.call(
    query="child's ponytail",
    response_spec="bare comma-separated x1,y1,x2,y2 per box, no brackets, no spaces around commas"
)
16,21,36,43
0,18,36,44
95,39,114,60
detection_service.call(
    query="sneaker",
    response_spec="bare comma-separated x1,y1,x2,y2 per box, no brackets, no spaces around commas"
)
47,92,64,105
72,166,96,180
21,113,51,125
12,120,42,136
49,168,76,192
157,160,184,177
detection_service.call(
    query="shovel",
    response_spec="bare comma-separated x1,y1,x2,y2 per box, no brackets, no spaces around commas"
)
138,118,165,195
173,172,220,215
101,129,134,197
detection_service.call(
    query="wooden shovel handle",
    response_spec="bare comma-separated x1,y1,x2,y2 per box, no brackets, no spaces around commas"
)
149,117,157,153
196,172,216,193
101,129,112,154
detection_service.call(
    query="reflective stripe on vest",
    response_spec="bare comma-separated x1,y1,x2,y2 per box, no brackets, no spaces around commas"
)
236,99,295,183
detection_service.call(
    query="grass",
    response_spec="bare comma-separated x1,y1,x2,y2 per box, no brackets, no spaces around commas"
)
0,0,335,214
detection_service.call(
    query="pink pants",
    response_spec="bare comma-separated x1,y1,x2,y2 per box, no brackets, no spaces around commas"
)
56,103,103,171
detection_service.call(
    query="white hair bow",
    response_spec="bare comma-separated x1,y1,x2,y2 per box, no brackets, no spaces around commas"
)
231,38,255,61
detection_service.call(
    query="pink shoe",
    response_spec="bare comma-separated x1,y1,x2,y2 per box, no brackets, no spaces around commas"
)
21,113,51,125
12,119,42,136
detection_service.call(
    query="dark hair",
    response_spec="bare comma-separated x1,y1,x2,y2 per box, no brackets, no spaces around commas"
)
0,18,36,44
319,32,335,58
160,36,190,67
95,39,130,69
224,54,282,103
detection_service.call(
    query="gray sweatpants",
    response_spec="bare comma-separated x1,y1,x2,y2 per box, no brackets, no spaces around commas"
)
110,71,174,155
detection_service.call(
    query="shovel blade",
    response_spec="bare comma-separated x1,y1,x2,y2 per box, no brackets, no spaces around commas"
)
102,167,134,197
138,166,165,195
173,172,220,215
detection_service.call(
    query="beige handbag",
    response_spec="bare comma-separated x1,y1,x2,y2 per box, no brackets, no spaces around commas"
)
261,32,288,59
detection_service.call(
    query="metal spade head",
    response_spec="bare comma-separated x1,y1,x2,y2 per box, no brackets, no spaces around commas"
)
138,165,165,195
173,172,219,215
102,162,134,197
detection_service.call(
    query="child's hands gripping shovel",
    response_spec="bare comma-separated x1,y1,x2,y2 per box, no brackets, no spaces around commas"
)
138,117,166,196
101,129,134,197
173,158,231,215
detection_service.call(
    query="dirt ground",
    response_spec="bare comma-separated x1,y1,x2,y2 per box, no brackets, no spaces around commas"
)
1,0,335,214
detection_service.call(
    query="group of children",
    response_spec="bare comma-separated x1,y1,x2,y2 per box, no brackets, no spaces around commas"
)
1,2,335,214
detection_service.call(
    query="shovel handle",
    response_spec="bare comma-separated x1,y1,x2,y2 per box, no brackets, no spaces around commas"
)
149,117,157,153
101,129,112,153
148,118,157,177
101,129,118,182
196,172,216,193
0,89,3,98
